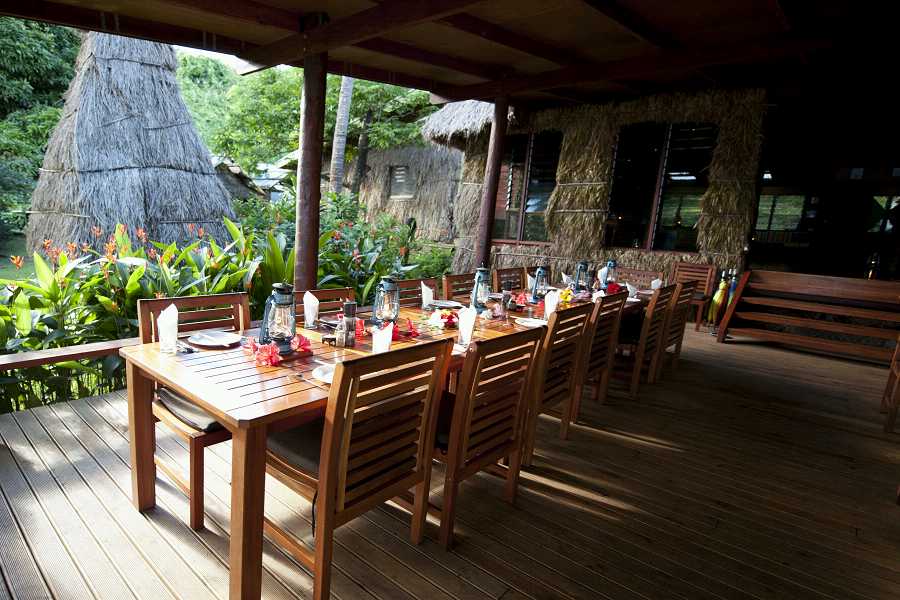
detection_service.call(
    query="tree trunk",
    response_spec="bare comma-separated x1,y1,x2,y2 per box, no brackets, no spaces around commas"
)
329,76,355,195
350,109,372,197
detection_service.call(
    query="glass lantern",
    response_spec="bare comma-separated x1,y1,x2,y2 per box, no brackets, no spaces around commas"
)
373,276,400,326
530,266,549,303
260,282,296,355
573,260,589,292
599,259,617,289
471,267,490,309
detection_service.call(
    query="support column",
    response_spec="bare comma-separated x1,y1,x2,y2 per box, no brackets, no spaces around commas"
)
473,97,508,269
294,52,327,291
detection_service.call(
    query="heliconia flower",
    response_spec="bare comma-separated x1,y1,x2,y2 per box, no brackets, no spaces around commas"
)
399,246,408,257
154,291,165,299
42,239,52,251
187,223,196,234
197,227,205,238
291,334,311,353
81,242,92,253
91,225,103,238
147,247,158,260
135,227,147,242
10,256,24,270
66,242,78,255
115,224,126,235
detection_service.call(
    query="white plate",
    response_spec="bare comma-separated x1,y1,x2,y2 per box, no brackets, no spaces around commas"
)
429,300,464,309
311,364,335,384
514,317,548,328
187,330,242,347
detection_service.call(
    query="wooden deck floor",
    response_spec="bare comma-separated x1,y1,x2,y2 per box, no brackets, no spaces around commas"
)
1,329,899,599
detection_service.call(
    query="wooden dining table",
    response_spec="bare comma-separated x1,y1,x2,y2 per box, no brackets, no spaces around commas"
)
119,304,537,600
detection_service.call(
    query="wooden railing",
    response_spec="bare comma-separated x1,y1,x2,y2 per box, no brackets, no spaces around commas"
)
0,337,140,370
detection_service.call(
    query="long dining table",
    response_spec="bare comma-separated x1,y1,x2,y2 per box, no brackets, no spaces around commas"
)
120,305,537,599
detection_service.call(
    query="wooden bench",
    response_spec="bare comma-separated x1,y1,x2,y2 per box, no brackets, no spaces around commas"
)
718,270,900,363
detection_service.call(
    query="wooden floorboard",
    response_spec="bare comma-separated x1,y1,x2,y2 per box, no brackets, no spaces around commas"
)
0,329,898,599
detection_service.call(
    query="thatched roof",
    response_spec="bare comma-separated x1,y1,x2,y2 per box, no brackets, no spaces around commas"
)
421,100,495,149
27,32,233,252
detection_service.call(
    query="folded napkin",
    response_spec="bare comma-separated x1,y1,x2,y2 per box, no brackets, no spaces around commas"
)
562,272,573,286
527,274,535,290
626,283,638,298
544,290,560,319
372,322,393,353
650,278,662,290
457,306,478,346
157,303,179,354
421,282,434,309
592,290,605,302
302,291,319,328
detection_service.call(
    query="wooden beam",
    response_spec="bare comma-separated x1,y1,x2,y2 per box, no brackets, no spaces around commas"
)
580,0,676,48
323,60,449,94
353,38,503,80
443,36,830,100
152,0,300,30
0,0,249,54
294,53,328,292
474,97,509,269
241,0,481,68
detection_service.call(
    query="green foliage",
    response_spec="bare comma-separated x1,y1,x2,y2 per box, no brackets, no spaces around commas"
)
176,53,238,148
408,246,454,279
233,195,295,241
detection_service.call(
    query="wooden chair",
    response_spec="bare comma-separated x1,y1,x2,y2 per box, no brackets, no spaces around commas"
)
264,339,452,600
492,267,527,292
613,284,677,399
396,277,440,307
654,281,697,380
578,291,628,413
295,288,355,322
433,326,544,547
137,292,250,530
523,302,595,465
671,261,717,331
443,272,474,303
616,267,664,290
883,335,900,433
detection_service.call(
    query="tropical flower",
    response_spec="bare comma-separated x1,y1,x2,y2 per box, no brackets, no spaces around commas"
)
242,337,283,366
104,241,117,263
115,224,126,235
197,226,205,238
291,334,311,353
47,246,62,264
187,223,196,234
154,291,165,299
9,256,24,270
135,227,147,242
147,247,158,260
81,242,92,253
91,225,103,238
66,242,78,256
42,239,52,251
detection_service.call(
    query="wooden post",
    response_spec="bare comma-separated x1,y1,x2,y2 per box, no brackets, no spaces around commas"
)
473,97,508,269
294,52,327,291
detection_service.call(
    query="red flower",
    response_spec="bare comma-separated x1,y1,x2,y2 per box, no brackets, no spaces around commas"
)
515,292,529,305
42,239,52,251
243,338,283,366
291,334,311,353
243,337,260,355
406,318,420,337
81,242,92,253
197,227,205,238
399,246,408,258
66,242,78,256
187,223,196,234
91,226,103,239
332,230,342,241
135,227,147,242
440,310,458,328
154,291,165,299
9,256,24,270
147,247,158,260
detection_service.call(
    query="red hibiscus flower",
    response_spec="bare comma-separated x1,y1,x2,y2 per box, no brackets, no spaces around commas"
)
291,334,311,353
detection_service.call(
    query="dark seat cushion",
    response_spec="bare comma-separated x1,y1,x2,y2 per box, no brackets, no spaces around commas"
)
157,387,223,433
266,418,325,476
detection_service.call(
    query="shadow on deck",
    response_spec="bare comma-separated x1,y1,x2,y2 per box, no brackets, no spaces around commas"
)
1,330,899,599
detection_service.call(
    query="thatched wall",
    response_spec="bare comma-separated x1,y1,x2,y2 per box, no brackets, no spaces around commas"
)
27,33,233,252
356,144,462,242
433,89,765,275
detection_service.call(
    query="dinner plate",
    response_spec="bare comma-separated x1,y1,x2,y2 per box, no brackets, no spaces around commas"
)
186,330,242,348
429,300,464,309
311,364,335,384
514,317,548,328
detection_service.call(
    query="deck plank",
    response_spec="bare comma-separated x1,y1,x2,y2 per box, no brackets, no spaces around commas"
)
0,329,899,599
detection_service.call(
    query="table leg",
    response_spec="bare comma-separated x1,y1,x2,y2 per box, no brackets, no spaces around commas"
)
127,361,156,511
229,426,267,600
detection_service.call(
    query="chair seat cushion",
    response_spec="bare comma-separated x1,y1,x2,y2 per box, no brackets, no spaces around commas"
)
157,387,223,433
266,418,325,476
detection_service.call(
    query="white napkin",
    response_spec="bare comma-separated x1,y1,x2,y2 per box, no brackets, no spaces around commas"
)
626,283,638,298
527,274,535,290
421,282,434,309
562,272,573,286
650,278,662,290
372,323,393,353
157,303,179,354
544,290,560,319
592,290,605,302
303,291,319,328
457,306,478,346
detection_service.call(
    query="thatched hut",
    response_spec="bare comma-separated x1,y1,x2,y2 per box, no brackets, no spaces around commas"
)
422,90,766,277
27,32,233,252
352,144,462,242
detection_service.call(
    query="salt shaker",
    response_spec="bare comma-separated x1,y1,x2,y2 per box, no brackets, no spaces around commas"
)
340,301,357,348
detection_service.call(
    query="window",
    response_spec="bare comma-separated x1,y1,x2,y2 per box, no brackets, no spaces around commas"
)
492,132,562,242
606,122,718,251
388,166,413,199
756,195,805,231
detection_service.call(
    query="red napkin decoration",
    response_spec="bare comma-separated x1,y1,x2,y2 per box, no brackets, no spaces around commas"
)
607,282,622,294
392,318,421,340
355,317,366,340
515,292,529,305
440,310,458,328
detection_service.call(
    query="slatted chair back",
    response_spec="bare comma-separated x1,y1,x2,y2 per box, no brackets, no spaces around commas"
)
671,261,716,296
449,327,544,470
443,273,475,303
396,277,440,307
654,281,697,379
138,292,250,343
584,291,629,388
625,284,677,394
322,339,452,519
294,288,355,321
616,267,665,290
492,267,527,292
883,334,900,432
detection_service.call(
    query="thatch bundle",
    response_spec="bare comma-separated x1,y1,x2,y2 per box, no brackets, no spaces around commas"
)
27,33,233,252
443,88,766,275
422,100,498,150
356,143,462,242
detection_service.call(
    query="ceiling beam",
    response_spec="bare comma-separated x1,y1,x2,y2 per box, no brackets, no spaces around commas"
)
352,38,504,80
322,60,451,95
152,0,300,30
441,36,830,100
240,0,481,69
0,0,248,54
580,0,676,48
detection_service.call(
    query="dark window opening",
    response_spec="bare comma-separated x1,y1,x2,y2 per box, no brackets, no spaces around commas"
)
388,165,413,199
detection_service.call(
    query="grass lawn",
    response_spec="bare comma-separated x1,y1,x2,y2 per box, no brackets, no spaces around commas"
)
0,234,34,280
